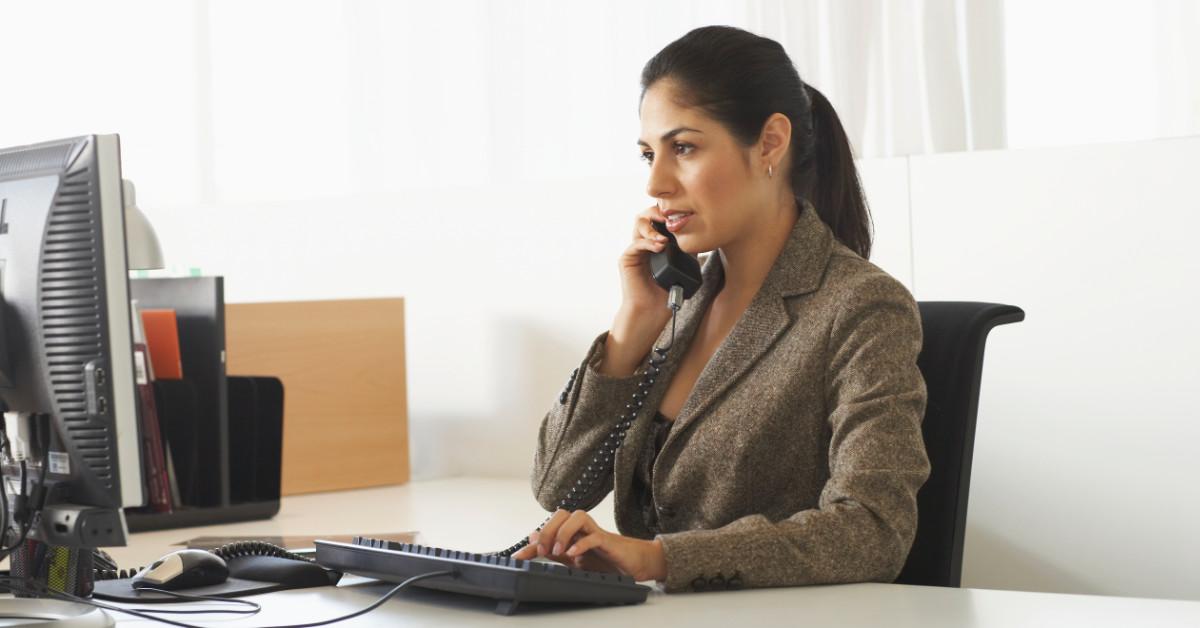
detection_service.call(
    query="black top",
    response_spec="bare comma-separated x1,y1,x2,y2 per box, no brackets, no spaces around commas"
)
631,411,674,535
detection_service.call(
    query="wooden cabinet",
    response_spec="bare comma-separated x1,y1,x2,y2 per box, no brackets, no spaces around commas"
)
225,298,409,494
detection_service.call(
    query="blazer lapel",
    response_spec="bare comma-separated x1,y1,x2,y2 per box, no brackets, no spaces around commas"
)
666,202,835,442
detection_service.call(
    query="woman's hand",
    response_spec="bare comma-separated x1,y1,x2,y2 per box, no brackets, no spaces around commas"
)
618,204,674,312
600,204,677,377
511,509,667,583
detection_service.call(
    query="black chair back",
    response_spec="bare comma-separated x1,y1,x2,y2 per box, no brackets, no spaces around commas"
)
895,301,1024,587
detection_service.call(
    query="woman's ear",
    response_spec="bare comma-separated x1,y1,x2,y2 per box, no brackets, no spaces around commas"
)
758,113,793,170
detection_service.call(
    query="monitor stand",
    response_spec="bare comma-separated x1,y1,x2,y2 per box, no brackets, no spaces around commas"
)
0,599,112,627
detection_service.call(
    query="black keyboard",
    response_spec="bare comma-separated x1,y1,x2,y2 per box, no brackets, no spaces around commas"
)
314,536,651,615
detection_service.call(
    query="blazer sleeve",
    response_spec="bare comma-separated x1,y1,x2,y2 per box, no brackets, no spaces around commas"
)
655,273,931,592
530,330,652,512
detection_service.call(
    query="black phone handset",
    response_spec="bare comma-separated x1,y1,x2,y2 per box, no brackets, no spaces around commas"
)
495,219,702,557
648,219,703,304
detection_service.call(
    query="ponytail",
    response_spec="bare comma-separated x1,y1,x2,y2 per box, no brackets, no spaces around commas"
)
804,84,872,260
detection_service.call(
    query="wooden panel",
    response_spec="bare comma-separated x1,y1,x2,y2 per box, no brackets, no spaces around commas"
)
225,298,408,495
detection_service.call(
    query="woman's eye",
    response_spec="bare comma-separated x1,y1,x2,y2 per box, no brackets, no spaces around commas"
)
640,143,692,165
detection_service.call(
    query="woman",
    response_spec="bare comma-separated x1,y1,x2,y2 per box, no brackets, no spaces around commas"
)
513,25,930,593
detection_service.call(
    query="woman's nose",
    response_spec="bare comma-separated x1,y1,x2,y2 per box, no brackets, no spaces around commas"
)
645,160,677,198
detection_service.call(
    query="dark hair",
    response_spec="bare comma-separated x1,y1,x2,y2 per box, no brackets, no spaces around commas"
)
640,25,872,259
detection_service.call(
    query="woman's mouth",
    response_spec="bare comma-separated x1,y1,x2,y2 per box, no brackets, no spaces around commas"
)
665,212,693,233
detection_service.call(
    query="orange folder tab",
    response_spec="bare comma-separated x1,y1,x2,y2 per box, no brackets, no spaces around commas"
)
141,309,184,380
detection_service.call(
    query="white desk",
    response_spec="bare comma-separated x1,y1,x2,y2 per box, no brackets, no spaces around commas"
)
43,479,1200,626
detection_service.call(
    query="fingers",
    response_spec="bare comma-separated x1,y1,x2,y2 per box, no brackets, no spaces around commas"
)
531,509,572,557
552,510,597,556
625,206,668,260
633,205,669,245
621,235,665,262
522,510,600,559
511,533,540,560
565,531,605,557
638,202,667,225
511,512,634,577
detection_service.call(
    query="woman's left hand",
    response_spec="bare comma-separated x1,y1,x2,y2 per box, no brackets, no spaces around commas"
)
511,509,667,582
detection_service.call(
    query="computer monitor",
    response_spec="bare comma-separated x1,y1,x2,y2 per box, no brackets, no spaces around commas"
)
0,134,145,556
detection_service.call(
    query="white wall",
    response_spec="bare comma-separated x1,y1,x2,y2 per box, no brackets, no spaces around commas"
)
909,136,1200,601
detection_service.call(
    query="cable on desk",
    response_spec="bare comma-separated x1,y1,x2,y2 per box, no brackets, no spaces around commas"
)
0,568,457,628
121,587,262,615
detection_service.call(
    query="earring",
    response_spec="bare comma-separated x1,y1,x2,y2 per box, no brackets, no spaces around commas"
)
768,164,774,179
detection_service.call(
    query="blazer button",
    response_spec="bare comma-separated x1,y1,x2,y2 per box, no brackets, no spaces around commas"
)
656,504,675,519
727,571,744,590
690,576,708,592
709,573,726,590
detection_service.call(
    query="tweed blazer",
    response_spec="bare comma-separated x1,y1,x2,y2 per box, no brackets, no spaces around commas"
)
531,202,930,593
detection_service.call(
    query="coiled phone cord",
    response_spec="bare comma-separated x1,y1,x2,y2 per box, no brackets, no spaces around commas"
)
494,286,684,558
94,540,314,581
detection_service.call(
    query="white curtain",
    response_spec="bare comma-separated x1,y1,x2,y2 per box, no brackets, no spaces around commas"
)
202,0,1010,202
770,0,1007,156
3,0,1199,208
1,0,1009,208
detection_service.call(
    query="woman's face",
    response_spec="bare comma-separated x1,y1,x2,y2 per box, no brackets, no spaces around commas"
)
638,80,768,255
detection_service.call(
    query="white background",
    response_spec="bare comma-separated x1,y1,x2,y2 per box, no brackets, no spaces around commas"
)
1,0,1198,603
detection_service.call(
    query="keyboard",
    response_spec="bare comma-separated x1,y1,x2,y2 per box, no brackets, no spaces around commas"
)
314,536,651,615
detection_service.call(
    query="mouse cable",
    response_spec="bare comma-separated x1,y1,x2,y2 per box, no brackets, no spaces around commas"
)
0,569,457,628
120,586,262,615
2,576,262,620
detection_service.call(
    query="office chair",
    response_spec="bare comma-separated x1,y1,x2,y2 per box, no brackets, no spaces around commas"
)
894,301,1025,588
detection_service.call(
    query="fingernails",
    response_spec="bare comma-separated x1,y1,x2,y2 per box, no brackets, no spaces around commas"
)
537,544,546,557
657,234,667,241
552,542,563,555
566,545,578,557
529,532,539,545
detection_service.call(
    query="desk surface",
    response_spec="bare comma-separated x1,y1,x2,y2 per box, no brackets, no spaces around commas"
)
65,479,1200,626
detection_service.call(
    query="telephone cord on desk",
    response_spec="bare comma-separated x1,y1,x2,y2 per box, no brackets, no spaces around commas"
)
94,540,315,581
495,287,684,558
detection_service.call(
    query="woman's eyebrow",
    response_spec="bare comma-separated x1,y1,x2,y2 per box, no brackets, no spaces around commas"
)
637,127,703,147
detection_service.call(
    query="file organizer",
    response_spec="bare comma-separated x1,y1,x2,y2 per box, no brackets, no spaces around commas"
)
124,277,283,531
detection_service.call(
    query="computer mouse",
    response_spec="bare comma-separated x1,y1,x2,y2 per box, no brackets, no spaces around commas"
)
132,549,230,590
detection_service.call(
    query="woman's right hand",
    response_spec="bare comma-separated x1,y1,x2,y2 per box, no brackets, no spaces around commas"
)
618,204,673,312
599,205,677,377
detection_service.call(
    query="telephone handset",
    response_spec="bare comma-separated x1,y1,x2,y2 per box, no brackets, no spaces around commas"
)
494,219,702,558
648,219,703,302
